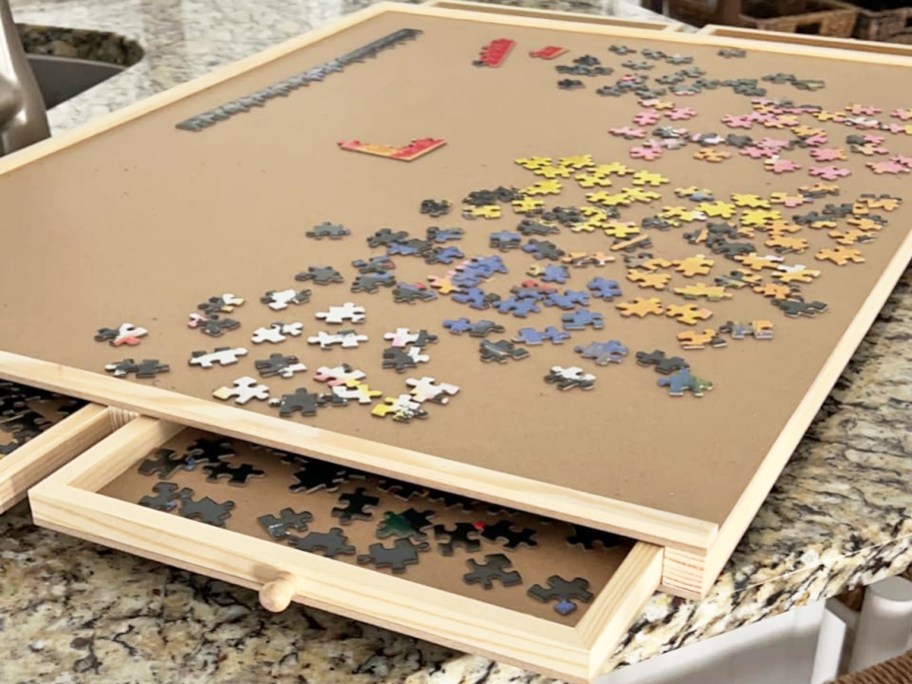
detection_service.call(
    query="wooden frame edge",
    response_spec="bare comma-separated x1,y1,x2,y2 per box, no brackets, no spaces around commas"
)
662,225,912,598
28,416,668,683
0,353,718,552
0,403,124,512
698,24,912,56
421,0,676,31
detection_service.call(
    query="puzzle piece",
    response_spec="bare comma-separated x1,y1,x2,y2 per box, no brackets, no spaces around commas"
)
627,269,671,290
357,538,429,573
574,340,628,365
351,272,396,294
331,487,380,524
528,576,593,616
815,247,864,266
202,461,265,486
104,359,170,379
94,323,148,347
443,318,504,337
138,449,193,479
188,347,249,369
666,304,713,326
260,288,311,311
307,330,369,349
513,327,571,346
463,554,522,590
719,320,774,340
313,364,366,386
316,302,365,324
672,283,732,301
187,313,240,337
258,508,313,539
673,254,714,277
251,322,304,344
197,293,245,315
561,308,604,331
288,528,356,558
393,283,438,303
176,488,236,527
382,346,430,372
774,298,828,317
138,482,181,511
270,387,332,417
306,222,350,239
636,349,689,375
295,266,343,286
657,368,713,397
376,508,435,539
545,366,596,391
383,328,438,348
331,380,383,405
212,376,270,405
616,298,664,318
479,339,530,363
406,377,460,404
676,329,725,351
254,353,307,379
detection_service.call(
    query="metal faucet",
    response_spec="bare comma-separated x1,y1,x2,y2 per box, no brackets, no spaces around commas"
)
0,0,49,156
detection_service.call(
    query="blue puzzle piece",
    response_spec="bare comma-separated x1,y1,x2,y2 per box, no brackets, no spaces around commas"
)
388,241,423,256
574,340,628,365
544,289,590,310
540,264,570,284
657,368,713,397
443,317,504,337
494,296,541,318
587,277,623,300
514,326,571,345
522,239,563,261
443,317,473,334
469,255,509,275
426,227,464,243
489,230,522,251
452,287,498,310
562,308,605,330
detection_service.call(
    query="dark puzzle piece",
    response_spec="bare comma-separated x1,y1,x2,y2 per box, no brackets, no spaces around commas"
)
357,538,429,573
479,520,538,550
306,221,350,239
331,486,380,524
528,576,594,616
419,198,451,218
426,487,476,512
270,388,333,417
176,488,235,527
393,282,438,303
258,508,314,539
376,477,427,501
289,460,351,493
138,482,180,511
368,228,410,248
104,358,170,379
433,522,482,556
352,255,395,274
376,508,435,540
522,238,564,261
635,349,690,374
188,313,240,337
254,353,306,379
479,339,530,363
464,554,522,590
567,525,625,551
774,298,828,318
517,219,559,236
426,226,464,244
295,266,344,285
575,340,628,366
288,528,356,558
138,448,193,479
186,437,235,466
351,272,396,294
202,461,266,486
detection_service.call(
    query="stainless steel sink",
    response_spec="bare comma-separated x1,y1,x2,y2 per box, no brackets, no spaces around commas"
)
27,53,125,109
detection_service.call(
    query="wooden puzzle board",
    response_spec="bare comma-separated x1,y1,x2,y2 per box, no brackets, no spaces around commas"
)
2,5,911,552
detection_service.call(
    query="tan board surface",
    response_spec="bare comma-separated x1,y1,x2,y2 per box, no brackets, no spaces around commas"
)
3,5,912,552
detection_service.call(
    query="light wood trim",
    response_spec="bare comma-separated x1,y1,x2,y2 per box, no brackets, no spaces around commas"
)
29,417,664,683
0,352,717,552
423,0,675,31
579,542,664,678
0,404,134,512
663,225,912,599
387,2,912,66
698,24,912,56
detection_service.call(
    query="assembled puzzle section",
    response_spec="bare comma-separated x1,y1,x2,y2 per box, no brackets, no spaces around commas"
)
99,429,634,624
1,5,912,546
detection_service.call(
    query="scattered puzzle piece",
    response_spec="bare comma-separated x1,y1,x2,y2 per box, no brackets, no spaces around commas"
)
212,377,270,405
657,369,713,397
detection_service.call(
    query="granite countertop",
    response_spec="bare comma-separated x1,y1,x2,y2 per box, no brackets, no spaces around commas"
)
3,0,911,682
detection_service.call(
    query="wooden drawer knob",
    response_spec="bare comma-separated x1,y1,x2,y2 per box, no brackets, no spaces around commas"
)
260,574,298,612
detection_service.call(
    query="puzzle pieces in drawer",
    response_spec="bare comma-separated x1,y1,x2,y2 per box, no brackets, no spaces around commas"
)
376,509,436,540
464,554,522,590
358,538,430,573
567,526,624,550
189,346,249,369
186,437,235,466
254,353,307,379
202,461,265,486
288,528,356,558
176,488,236,527
332,487,381,524
94,322,148,347
528,576,593,616
433,522,482,556
657,369,714,397
138,482,181,511
258,508,314,539
212,377,270,405
104,358,170,379
289,461,352,493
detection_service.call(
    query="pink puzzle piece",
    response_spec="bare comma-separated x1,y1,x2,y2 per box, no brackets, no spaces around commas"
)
721,114,756,129
609,126,646,139
809,148,845,162
667,107,697,121
867,160,910,175
808,165,851,180
765,158,802,174
632,110,661,126
630,143,663,161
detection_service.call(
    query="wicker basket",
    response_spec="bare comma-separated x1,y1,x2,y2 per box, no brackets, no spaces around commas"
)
850,2,912,42
668,0,859,35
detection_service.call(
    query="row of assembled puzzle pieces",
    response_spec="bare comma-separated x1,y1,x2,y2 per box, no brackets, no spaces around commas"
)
134,433,626,617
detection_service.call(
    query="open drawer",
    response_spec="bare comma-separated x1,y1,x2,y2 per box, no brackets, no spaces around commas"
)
29,416,662,683
0,381,134,513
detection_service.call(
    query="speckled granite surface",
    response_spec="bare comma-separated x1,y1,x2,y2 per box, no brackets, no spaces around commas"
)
2,0,911,682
